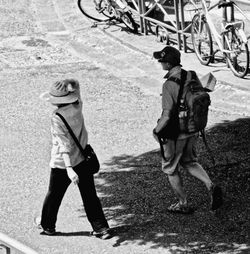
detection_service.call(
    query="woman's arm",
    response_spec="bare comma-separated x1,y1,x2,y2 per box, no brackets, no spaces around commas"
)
51,115,79,184
62,153,79,185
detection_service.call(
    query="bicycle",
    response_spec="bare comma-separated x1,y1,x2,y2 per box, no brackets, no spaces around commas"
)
77,0,138,33
189,0,249,78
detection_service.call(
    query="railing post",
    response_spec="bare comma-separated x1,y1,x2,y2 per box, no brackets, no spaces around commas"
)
179,0,187,52
0,244,11,254
141,0,147,35
138,0,145,34
174,0,181,50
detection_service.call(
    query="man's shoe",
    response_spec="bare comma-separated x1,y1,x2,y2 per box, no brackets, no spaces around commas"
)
91,228,112,240
210,185,223,210
167,202,194,214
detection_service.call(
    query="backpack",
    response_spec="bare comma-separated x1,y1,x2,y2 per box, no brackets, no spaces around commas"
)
170,69,211,134
157,69,214,163
156,69,210,140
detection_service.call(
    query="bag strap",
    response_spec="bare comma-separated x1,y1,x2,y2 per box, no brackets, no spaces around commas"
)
158,69,187,161
55,112,85,155
167,69,187,105
200,129,216,166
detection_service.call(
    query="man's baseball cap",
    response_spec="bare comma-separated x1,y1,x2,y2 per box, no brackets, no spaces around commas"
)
153,46,181,66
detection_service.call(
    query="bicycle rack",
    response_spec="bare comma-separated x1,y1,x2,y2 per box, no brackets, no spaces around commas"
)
127,0,195,52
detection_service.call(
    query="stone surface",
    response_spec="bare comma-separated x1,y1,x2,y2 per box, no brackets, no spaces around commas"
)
0,1,249,254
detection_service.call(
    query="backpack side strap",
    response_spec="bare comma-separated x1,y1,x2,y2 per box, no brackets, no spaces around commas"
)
189,70,197,80
200,129,216,166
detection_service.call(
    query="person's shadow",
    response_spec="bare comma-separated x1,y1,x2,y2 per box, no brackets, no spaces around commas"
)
77,117,250,253
52,231,91,237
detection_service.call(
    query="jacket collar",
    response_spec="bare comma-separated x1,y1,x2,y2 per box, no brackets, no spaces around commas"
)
163,65,182,79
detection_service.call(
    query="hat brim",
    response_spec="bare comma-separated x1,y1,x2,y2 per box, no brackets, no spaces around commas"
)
153,51,162,60
39,91,79,105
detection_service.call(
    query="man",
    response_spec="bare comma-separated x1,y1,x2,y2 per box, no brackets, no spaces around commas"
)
152,46,223,214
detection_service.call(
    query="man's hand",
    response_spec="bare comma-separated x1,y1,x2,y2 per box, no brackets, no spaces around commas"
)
66,167,79,185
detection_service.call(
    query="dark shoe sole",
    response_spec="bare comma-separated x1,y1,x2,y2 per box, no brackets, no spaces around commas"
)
40,229,56,236
211,185,223,210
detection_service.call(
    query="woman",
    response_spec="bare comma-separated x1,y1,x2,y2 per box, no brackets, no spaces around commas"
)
35,79,111,239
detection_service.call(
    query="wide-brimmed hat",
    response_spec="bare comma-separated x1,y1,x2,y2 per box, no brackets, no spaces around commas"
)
40,79,79,105
153,46,181,66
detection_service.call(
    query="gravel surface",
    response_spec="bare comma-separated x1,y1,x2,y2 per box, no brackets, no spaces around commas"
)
0,1,249,254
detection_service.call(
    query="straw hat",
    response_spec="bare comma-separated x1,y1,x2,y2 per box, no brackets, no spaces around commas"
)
40,79,79,105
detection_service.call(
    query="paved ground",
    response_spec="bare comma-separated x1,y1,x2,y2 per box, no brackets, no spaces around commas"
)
0,0,249,254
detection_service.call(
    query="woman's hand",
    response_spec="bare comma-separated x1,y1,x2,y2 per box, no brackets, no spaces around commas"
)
66,167,79,185
64,79,79,92
63,153,79,184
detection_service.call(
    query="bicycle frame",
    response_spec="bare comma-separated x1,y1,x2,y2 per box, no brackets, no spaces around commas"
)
190,0,248,54
101,0,132,14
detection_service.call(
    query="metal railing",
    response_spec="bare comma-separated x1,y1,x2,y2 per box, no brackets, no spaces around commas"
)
0,232,39,254
128,0,191,51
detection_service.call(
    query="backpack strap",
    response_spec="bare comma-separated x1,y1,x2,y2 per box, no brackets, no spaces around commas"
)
200,129,216,167
167,76,181,85
177,69,187,107
168,70,195,84
167,69,187,107
179,70,199,103
189,70,196,80
158,69,187,161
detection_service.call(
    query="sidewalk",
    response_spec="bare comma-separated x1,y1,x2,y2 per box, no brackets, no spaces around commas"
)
92,17,250,116
99,13,250,92
0,1,249,253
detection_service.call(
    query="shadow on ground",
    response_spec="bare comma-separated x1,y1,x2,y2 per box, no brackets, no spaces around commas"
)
86,118,249,253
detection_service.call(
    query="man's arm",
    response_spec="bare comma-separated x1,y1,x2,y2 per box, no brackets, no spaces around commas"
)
153,81,175,134
154,110,170,134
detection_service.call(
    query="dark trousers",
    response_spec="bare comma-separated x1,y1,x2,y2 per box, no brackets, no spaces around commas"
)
41,161,109,232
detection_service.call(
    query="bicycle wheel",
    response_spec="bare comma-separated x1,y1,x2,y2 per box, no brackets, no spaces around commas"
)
223,29,249,78
120,11,138,33
191,13,213,65
77,0,109,22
